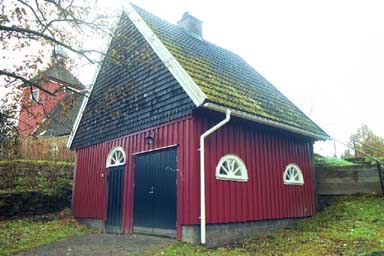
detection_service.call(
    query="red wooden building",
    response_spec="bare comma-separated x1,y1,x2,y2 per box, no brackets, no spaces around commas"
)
68,4,329,246
18,48,84,137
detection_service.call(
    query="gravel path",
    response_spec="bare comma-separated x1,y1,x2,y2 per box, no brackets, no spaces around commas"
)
17,234,175,256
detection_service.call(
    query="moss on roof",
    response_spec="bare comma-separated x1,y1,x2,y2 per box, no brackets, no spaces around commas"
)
133,5,328,138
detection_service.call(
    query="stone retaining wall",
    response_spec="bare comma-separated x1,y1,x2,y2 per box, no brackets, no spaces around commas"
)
0,161,74,218
0,161,73,190
0,189,72,218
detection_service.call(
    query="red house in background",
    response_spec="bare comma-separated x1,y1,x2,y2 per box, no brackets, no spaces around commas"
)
18,49,84,136
67,4,329,247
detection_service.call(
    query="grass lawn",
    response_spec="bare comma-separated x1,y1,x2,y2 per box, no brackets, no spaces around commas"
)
314,156,356,167
0,209,93,255
1,195,382,255
144,194,384,256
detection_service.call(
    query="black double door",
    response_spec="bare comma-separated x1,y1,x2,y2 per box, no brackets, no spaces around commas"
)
105,165,125,234
133,148,177,236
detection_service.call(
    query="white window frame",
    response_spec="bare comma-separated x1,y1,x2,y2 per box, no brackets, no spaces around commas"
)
106,147,126,167
30,89,39,102
283,163,304,185
50,143,59,156
216,154,248,182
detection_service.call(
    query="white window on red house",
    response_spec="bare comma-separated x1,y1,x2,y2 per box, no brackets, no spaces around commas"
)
30,89,39,102
283,164,304,185
106,147,126,167
216,154,248,182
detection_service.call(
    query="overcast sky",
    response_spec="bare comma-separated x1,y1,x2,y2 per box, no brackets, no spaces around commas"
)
92,0,384,156
3,0,384,156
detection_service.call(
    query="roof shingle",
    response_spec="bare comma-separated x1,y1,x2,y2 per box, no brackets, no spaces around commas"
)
31,65,84,89
133,5,328,138
35,94,83,137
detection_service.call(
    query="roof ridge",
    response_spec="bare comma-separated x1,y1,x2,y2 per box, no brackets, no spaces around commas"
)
68,3,329,147
29,64,84,88
132,4,329,139
124,3,207,106
130,4,252,67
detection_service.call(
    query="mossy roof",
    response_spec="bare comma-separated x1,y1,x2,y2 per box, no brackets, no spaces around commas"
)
133,5,328,139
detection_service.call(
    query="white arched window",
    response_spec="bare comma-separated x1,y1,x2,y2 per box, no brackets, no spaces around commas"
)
216,154,248,182
106,147,126,167
283,164,304,185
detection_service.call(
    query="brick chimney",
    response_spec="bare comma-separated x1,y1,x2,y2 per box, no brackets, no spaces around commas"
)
177,12,202,39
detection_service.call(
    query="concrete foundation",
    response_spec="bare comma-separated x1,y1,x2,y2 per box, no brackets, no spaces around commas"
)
76,217,300,247
182,218,299,247
76,218,105,232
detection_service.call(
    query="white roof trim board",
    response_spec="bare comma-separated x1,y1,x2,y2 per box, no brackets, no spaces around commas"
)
67,3,207,149
67,3,328,149
204,102,329,140
124,3,207,107
66,16,121,149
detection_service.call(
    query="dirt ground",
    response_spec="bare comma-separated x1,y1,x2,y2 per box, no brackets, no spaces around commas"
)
16,234,175,256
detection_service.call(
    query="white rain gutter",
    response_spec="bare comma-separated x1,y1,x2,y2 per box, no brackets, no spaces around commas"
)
199,108,231,244
204,102,330,141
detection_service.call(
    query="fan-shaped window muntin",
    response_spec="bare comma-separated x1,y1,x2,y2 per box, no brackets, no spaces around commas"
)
106,147,126,167
216,154,248,182
283,164,304,185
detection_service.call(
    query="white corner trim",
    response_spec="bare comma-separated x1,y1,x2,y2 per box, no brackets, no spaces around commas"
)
66,15,121,149
66,87,89,148
204,102,330,141
124,3,207,106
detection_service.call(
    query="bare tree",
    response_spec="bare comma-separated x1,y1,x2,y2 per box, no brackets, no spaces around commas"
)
0,0,117,156
3,0,119,88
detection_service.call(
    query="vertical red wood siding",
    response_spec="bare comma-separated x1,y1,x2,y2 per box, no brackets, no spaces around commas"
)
73,112,315,240
72,116,196,239
197,113,315,224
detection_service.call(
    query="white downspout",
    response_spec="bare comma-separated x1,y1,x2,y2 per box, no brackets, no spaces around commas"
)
199,108,231,244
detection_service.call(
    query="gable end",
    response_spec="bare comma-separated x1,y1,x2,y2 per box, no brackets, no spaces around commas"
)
69,13,195,150
124,3,207,107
